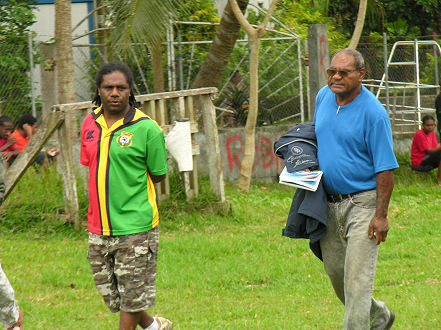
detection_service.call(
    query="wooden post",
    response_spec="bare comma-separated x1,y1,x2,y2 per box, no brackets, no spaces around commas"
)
57,106,80,228
186,96,199,198
308,24,330,118
200,94,225,201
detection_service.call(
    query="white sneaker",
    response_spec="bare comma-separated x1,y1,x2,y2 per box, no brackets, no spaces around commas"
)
155,316,173,330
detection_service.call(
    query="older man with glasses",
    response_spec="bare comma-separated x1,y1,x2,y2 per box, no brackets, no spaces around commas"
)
313,48,398,329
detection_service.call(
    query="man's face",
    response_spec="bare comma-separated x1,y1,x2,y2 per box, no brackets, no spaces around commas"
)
422,119,436,134
0,121,13,139
98,71,131,115
327,52,365,98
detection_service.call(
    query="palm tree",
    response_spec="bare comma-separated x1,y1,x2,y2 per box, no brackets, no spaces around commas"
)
55,0,74,104
54,0,78,227
107,0,182,92
191,0,249,90
108,0,250,95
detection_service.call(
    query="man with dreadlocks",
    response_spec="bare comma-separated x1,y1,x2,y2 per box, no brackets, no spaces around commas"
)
80,62,171,330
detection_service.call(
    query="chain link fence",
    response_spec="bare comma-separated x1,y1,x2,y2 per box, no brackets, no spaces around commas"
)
1,29,440,133
0,34,35,124
71,20,304,127
358,35,441,136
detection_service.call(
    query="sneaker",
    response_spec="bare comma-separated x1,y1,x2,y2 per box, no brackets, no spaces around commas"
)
384,311,395,330
155,316,173,330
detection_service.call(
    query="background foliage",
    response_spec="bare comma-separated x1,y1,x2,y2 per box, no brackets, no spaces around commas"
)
0,0,37,122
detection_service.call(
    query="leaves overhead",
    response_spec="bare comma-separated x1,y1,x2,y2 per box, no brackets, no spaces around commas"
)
108,0,185,50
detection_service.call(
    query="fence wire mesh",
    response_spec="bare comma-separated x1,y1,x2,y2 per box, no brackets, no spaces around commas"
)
358,35,441,136
1,28,440,135
0,34,34,123
71,21,304,127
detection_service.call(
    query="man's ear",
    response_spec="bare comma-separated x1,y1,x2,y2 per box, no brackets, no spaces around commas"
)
359,68,366,81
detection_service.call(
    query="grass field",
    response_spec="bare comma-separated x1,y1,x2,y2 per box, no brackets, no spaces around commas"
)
0,154,440,329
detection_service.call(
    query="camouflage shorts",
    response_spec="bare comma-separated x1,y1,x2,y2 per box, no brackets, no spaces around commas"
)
87,226,159,313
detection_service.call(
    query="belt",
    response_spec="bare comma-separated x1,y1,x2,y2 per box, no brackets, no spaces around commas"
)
327,190,370,203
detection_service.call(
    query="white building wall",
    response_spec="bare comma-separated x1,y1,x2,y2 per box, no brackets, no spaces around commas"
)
31,3,92,103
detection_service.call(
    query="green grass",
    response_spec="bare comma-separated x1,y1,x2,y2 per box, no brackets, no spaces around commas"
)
0,156,441,329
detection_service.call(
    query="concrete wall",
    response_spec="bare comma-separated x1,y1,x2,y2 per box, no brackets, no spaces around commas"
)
195,125,291,182
195,125,413,183
68,123,413,183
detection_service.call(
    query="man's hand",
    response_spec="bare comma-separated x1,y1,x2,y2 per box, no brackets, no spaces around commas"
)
369,215,389,245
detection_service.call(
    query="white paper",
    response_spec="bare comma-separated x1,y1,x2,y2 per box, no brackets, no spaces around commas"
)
279,166,323,192
165,120,193,172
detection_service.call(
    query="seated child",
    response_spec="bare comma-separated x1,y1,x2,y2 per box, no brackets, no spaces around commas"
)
411,115,441,183
11,113,59,167
0,116,19,167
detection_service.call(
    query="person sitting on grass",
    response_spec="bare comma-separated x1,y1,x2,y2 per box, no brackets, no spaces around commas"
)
11,113,59,167
411,115,441,183
0,116,19,167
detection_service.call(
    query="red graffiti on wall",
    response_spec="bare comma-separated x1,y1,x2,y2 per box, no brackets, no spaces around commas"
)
261,136,274,169
226,134,243,172
225,134,279,172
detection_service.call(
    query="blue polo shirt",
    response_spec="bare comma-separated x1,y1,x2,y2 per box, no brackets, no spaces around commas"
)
314,86,398,194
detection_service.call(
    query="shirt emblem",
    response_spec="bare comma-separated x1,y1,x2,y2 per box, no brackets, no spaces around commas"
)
116,131,134,148
86,130,95,141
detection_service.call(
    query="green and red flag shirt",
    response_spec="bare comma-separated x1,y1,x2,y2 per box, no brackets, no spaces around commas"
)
80,106,168,236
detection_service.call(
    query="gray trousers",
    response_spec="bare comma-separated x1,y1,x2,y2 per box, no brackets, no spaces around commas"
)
320,190,391,330
0,264,19,328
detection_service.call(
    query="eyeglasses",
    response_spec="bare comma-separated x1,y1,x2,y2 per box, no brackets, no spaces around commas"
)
326,68,358,78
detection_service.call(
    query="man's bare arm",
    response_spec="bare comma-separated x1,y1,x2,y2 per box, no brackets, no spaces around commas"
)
369,170,394,245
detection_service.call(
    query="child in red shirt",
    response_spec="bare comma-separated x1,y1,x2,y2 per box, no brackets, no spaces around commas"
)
0,116,19,166
411,115,441,183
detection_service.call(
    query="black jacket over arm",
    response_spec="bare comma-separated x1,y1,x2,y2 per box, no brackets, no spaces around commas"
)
274,122,328,260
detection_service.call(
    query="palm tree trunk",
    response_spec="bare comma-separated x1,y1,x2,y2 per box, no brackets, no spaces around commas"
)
152,39,165,92
55,0,79,228
55,0,75,104
348,0,367,49
191,0,248,89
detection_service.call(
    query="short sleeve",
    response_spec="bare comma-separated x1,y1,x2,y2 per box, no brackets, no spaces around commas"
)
431,132,439,148
366,115,398,173
80,118,90,166
146,129,168,176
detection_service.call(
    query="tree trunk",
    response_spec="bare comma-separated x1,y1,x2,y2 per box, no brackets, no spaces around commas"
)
238,34,259,192
55,0,75,104
94,0,107,65
152,39,165,92
348,0,367,49
229,0,280,193
55,0,79,228
191,0,248,90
